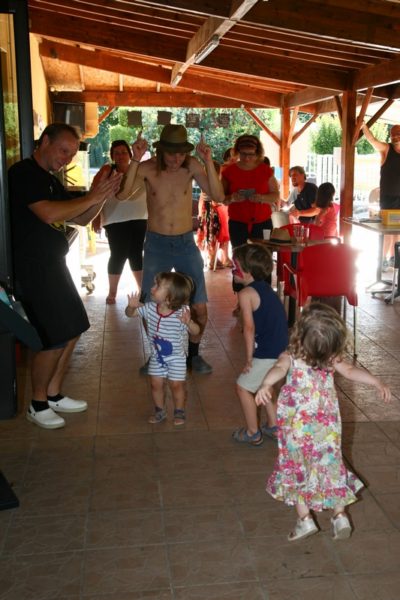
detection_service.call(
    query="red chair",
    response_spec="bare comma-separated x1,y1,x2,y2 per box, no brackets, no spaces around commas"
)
283,243,358,355
276,224,324,297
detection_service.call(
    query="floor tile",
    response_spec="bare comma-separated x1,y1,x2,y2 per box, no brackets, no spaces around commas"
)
167,539,257,587
2,247,400,596
82,546,170,595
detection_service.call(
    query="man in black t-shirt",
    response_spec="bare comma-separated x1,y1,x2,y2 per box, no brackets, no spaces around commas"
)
8,123,121,429
287,166,318,223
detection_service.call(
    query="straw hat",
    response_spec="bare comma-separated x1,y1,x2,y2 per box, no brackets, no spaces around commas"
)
153,124,194,153
270,228,292,243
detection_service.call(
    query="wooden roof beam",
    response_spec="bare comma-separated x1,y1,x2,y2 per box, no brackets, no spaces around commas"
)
201,48,349,91
353,55,400,91
284,86,341,109
246,1,400,49
39,41,282,107
171,1,258,86
138,0,400,22
51,90,247,108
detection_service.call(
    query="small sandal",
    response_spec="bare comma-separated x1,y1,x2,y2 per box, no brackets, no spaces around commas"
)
288,514,318,542
261,423,279,442
232,427,263,447
173,409,186,426
148,407,166,424
331,512,352,540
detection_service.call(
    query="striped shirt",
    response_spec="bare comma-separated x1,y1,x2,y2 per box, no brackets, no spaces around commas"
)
138,302,189,366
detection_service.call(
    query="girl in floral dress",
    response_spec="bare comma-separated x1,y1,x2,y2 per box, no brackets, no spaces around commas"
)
255,303,391,542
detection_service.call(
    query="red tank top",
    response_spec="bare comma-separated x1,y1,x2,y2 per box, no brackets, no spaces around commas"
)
222,162,272,225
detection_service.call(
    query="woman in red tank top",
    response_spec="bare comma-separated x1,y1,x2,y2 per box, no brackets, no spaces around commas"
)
221,135,280,299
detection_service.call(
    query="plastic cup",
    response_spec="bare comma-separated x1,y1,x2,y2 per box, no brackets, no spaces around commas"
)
263,229,271,240
294,224,304,243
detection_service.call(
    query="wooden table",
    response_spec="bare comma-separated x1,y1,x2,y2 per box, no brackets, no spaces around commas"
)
343,217,400,300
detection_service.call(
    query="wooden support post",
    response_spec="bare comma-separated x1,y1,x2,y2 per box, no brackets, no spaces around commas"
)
280,108,291,199
340,91,357,240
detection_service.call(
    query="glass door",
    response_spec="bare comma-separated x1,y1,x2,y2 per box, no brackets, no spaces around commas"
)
0,1,34,420
0,1,34,289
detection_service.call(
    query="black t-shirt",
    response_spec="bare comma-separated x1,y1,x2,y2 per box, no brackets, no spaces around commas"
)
8,157,73,262
294,181,318,223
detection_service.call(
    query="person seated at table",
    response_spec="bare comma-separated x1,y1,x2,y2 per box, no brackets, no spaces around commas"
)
282,166,317,223
291,182,339,238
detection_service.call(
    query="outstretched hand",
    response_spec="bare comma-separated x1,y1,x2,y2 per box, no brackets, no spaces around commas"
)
127,292,141,309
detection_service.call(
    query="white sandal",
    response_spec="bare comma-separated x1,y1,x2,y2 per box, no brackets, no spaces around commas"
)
331,512,352,540
288,514,318,542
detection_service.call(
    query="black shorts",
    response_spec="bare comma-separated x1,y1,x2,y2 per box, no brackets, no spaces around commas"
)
380,195,400,210
14,256,90,349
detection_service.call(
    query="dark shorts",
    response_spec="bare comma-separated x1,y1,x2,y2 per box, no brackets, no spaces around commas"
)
14,256,90,350
380,196,400,210
141,231,207,304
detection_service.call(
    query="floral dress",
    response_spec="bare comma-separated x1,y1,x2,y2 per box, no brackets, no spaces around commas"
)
267,357,363,511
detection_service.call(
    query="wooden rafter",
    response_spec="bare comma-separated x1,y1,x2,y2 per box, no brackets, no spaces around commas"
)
245,108,280,145
352,87,373,146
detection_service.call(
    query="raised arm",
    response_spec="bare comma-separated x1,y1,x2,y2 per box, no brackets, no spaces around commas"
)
194,142,225,203
361,123,389,162
116,135,148,201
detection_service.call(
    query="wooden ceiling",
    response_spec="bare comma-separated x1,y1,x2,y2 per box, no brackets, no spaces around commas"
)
28,0,400,114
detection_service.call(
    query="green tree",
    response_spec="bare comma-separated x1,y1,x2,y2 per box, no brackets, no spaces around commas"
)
86,106,280,166
310,114,342,154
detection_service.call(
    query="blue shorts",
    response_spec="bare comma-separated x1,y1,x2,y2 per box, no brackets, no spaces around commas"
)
141,231,207,304
148,354,187,381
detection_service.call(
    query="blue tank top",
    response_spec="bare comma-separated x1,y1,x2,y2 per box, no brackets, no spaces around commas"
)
249,280,288,359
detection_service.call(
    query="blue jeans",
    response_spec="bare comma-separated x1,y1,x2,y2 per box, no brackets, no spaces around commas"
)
141,231,207,304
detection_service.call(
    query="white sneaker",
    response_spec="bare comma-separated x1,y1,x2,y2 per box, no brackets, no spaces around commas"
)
288,515,319,542
331,513,352,540
27,405,65,429
47,396,88,413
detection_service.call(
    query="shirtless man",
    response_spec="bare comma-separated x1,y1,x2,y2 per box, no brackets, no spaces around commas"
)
117,124,225,373
362,123,400,265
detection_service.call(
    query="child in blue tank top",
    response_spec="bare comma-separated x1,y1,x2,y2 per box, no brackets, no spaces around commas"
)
231,243,288,446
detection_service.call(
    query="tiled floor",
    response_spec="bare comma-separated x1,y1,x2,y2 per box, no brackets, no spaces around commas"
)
1,240,400,599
